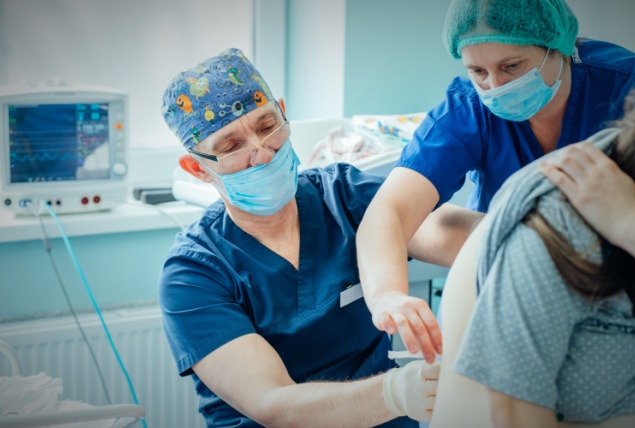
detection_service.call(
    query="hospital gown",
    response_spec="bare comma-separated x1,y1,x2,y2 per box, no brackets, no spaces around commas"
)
159,163,417,428
397,38,635,212
454,130,635,423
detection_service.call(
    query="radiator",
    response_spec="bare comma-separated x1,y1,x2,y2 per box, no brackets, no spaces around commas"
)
0,306,205,428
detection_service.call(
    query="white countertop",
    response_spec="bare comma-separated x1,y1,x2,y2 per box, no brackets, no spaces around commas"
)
0,200,204,243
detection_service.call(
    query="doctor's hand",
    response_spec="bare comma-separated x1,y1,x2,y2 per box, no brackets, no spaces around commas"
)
370,291,442,363
383,359,441,422
539,142,635,257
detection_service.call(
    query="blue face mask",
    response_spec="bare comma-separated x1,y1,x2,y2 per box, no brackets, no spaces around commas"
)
201,141,300,216
472,50,564,122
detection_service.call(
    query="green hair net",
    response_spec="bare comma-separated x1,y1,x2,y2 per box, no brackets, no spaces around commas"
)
443,0,579,59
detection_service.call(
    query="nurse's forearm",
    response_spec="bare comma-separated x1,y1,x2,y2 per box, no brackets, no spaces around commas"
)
357,169,443,359
357,203,411,308
257,374,396,427
357,169,439,307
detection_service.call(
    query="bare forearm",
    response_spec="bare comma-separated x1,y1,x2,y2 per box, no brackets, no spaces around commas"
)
256,374,394,427
357,169,439,307
407,204,484,267
357,203,411,307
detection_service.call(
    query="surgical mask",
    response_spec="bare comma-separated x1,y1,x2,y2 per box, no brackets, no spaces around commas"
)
200,140,300,216
472,50,564,122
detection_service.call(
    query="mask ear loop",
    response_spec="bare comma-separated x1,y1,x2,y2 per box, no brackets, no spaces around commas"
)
193,153,230,198
538,48,564,87
538,48,551,71
554,55,564,83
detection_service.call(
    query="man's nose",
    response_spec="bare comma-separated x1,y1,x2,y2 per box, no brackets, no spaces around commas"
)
248,141,275,166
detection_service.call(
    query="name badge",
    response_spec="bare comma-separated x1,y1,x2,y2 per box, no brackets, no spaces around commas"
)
340,283,363,307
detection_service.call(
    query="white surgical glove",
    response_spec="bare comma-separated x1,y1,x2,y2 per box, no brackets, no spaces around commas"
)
382,360,440,421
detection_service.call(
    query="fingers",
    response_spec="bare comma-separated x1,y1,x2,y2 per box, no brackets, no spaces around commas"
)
539,143,595,199
414,396,435,421
421,360,441,380
393,311,429,354
538,161,577,197
545,146,587,181
540,142,624,211
390,360,439,422
410,306,442,362
414,373,437,421
419,308,442,356
421,380,438,397
373,311,397,335
421,408,433,422
392,314,440,363
417,360,440,397
541,141,602,182
372,294,442,363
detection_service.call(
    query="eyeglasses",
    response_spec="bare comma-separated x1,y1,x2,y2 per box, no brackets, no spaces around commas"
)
189,104,290,172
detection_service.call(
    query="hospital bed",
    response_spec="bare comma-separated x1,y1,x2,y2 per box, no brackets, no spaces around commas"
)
0,339,145,428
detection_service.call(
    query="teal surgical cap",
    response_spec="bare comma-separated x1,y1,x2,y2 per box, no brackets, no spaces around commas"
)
443,0,579,60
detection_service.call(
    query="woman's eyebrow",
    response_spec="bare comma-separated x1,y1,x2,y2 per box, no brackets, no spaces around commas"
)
465,56,525,68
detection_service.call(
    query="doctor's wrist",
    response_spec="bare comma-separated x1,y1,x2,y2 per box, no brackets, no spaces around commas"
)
382,367,407,417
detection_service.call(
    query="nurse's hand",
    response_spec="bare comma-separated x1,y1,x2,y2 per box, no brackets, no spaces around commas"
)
371,291,442,363
383,359,440,421
539,142,635,257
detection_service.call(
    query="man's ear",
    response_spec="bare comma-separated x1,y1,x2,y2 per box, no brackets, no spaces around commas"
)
179,154,213,183
278,97,286,115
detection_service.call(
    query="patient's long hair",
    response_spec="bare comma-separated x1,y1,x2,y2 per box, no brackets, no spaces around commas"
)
524,93,635,314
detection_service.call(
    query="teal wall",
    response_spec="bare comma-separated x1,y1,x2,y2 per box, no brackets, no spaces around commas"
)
343,0,635,117
0,229,179,321
571,0,635,52
344,0,463,116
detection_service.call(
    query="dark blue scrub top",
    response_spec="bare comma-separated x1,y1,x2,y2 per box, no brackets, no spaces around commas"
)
159,163,417,428
398,39,635,213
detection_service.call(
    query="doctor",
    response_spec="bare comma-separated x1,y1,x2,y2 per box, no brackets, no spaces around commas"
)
158,48,438,428
357,0,635,362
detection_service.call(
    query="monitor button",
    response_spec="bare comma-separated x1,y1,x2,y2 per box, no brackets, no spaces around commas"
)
112,162,127,175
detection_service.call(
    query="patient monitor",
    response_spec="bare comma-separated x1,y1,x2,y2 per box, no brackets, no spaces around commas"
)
0,83,129,214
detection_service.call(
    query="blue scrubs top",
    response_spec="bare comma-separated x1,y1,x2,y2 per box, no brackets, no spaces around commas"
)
159,163,417,428
398,39,635,212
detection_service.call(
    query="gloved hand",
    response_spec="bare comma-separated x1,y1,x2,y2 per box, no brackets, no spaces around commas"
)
382,359,440,421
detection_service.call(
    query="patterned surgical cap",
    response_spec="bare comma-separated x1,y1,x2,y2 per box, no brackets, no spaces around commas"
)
161,48,274,149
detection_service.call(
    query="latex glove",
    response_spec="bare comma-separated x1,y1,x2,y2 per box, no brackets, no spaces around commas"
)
383,360,440,421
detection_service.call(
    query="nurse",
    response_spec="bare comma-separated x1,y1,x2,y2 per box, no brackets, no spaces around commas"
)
356,0,635,363
158,49,438,428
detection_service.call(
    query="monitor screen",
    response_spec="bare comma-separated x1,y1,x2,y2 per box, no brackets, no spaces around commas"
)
9,102,111,183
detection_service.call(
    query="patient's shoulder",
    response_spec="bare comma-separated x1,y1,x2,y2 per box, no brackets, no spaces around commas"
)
533,189,601,261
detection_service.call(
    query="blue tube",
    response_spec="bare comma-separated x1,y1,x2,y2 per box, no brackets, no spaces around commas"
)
43,203,148,428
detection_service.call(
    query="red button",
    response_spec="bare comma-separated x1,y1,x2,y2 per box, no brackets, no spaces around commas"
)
81,197,89,205
93,195,101,204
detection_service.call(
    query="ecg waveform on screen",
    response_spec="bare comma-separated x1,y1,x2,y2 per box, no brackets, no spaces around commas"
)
8,102,111,183
10,152,78,163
